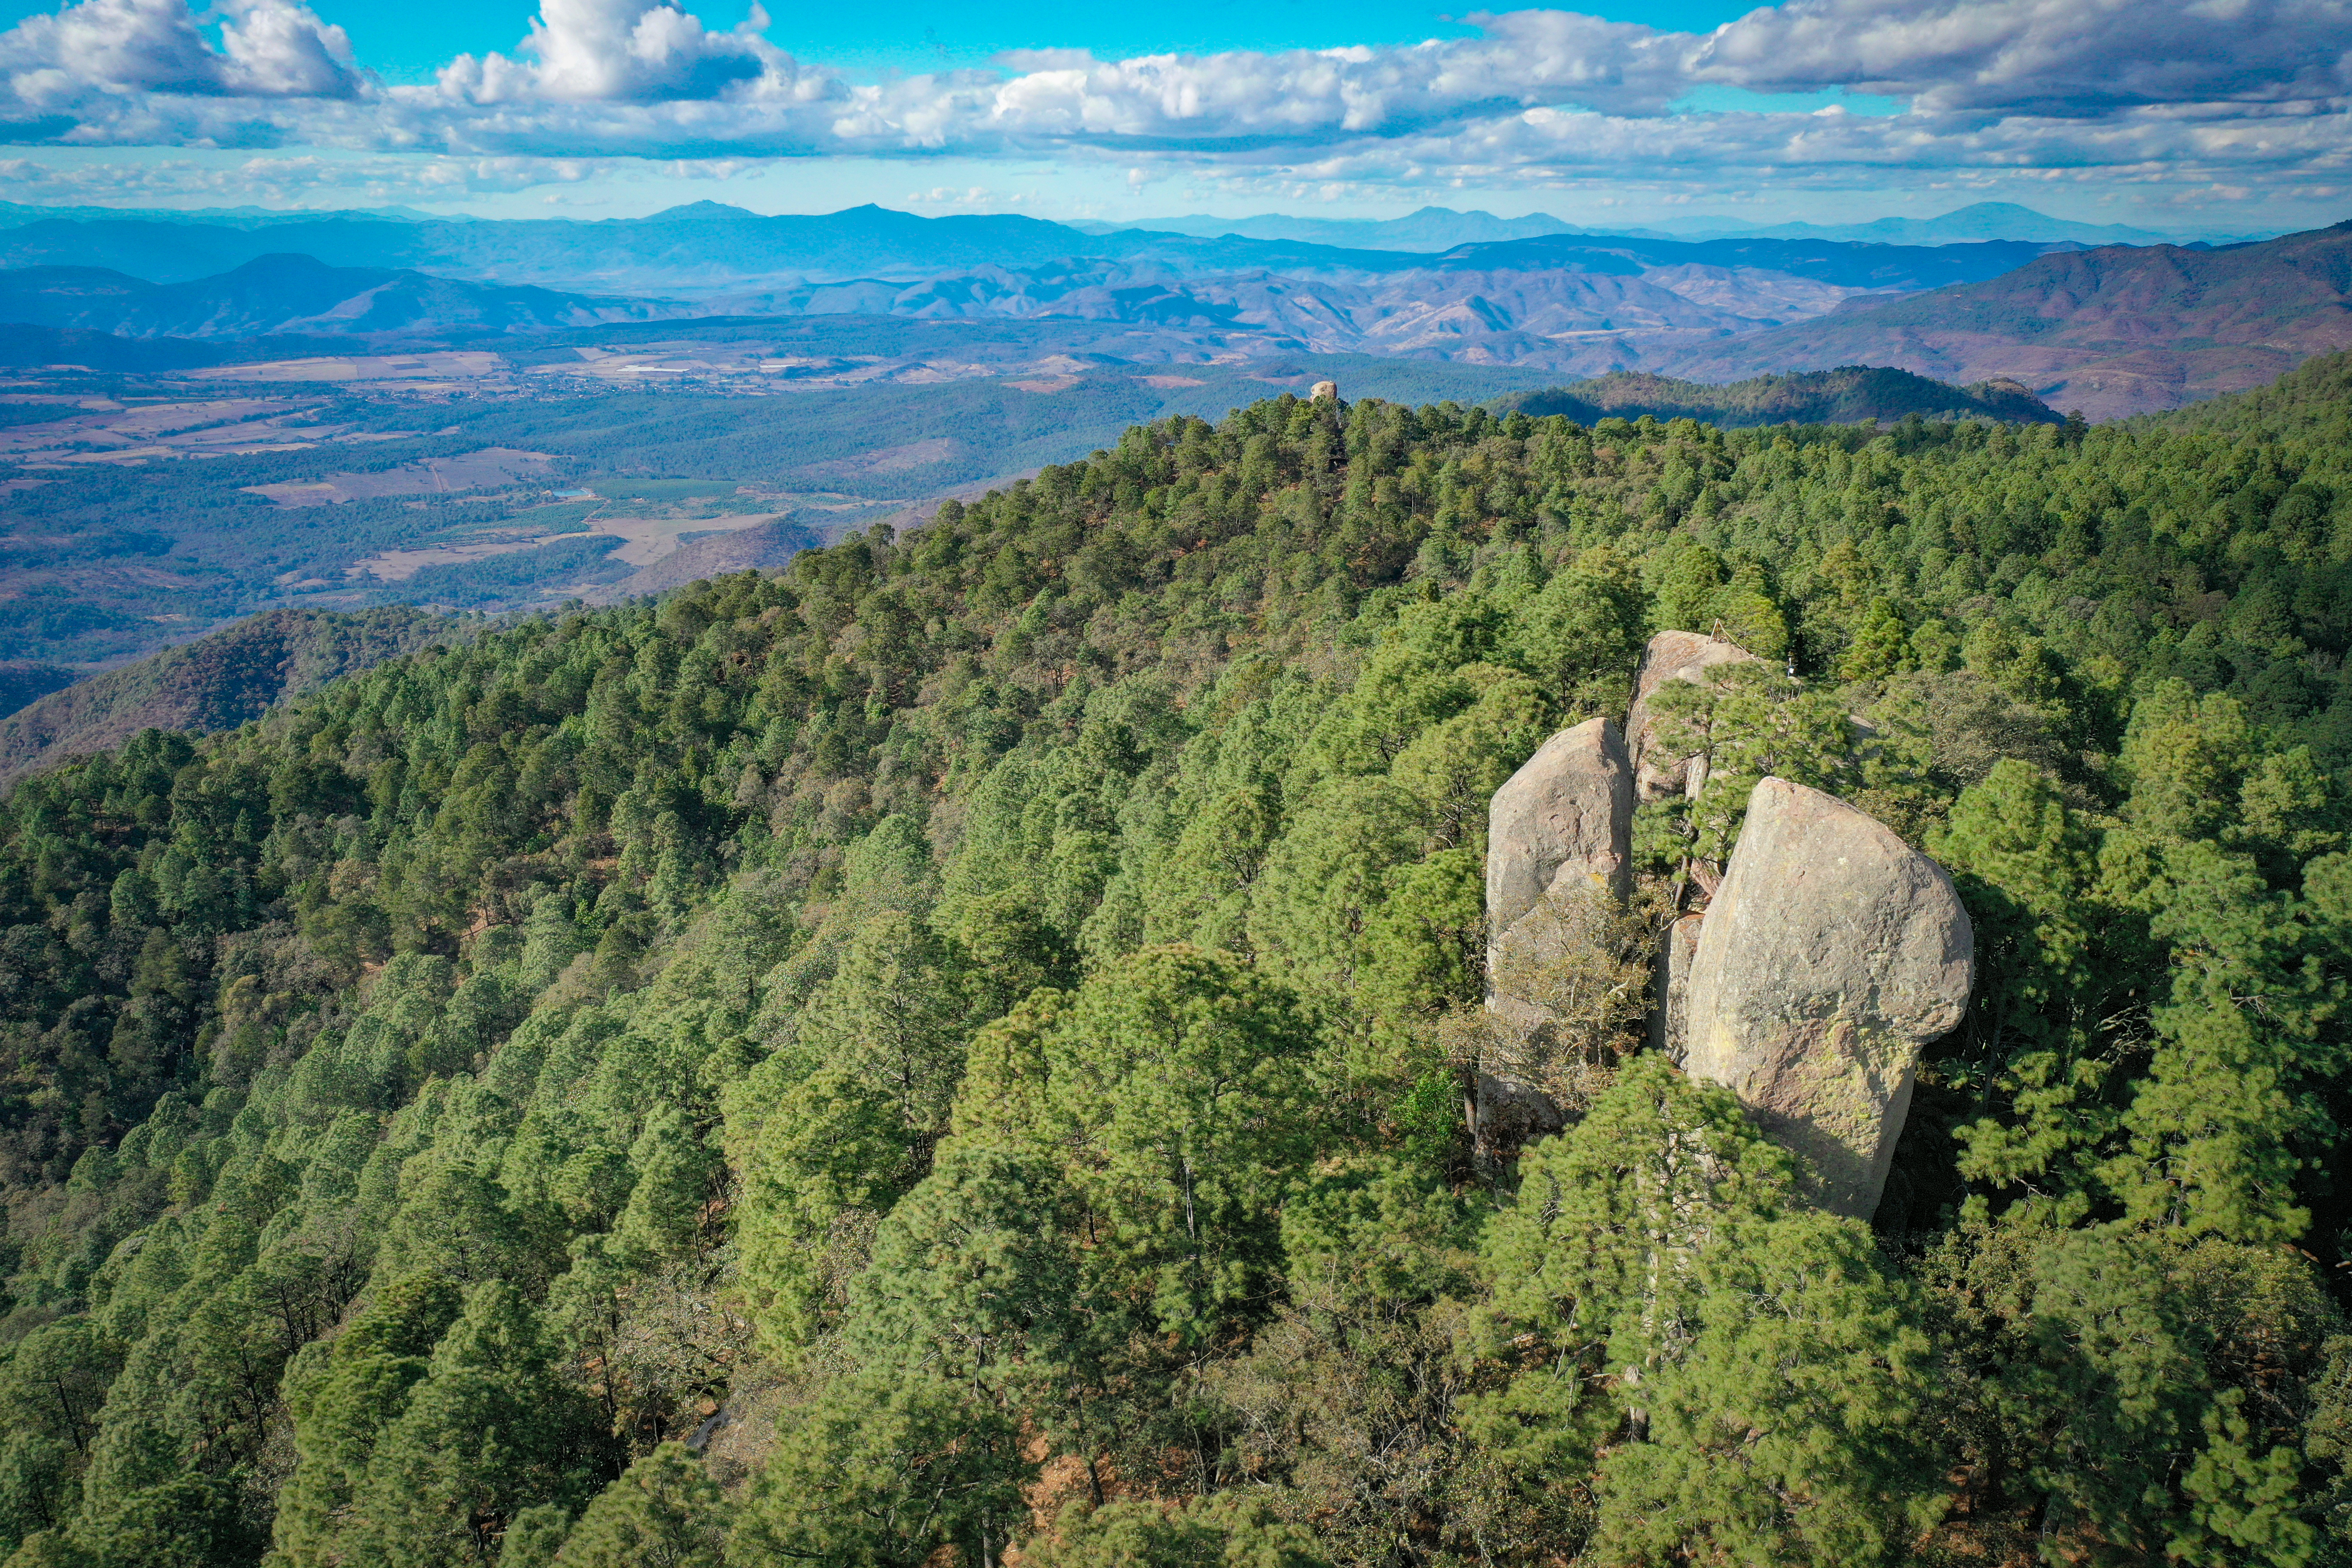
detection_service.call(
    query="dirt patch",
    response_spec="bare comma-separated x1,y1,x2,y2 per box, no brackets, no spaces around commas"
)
579,512,782,567
790,438,964,483
343,509,781,582
346,539,544,581
244,448,556,505
181,352,508,384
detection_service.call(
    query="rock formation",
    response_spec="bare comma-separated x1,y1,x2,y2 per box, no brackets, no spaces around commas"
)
1486,717,1634,941
1310,380,1339,402
1649,911,1703,1065
1625,630,1762,802
1681,777,1973,1220
1479,716,1634,1152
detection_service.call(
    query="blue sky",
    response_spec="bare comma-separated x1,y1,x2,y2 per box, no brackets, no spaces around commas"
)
0,0,2340,232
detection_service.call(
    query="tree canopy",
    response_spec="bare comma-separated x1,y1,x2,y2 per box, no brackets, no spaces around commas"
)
0,360,2349,1566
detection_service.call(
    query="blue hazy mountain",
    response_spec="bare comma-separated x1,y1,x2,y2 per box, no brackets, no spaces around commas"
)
1090,201,2252,251
0,253,686,339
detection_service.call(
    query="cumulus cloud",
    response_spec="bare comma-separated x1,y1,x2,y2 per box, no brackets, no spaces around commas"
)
0,0,2339,212
954,12,1689,145
0,0,354,110
1692,0,2352,115
440,0,791,104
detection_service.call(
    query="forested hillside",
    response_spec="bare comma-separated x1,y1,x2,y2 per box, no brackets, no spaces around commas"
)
1490,364,2061,429
0,352,2349,1567
0,607,456,784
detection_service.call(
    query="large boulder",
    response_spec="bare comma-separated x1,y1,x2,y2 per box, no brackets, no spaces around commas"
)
1682,777,1973,1220
1485,716,1633,943
1625,630,1763,802
1478,717,1635,1156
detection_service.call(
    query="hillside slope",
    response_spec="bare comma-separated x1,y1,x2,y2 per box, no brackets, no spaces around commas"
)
0,660,75,718
1656,220,2352,418
1490,365,2061,427
0,356,2345,1566
0,605,456,781
598,516,824,599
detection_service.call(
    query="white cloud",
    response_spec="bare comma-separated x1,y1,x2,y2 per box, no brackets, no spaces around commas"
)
0,0,355,107
1691,0,2352,116
440,0,790,105
0,0,2338,217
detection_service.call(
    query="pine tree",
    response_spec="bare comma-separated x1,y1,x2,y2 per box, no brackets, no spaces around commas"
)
551,1444,727,1568
1477,1055,1943,1565
337,1282,610,1566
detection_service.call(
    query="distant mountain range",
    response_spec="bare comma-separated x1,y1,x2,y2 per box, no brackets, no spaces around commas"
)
0,254,684,340
1666,203,2195,247
0,201,2341,418
0,201,442,230
0,201,2068,297
1082,202,2257,253
0,215,2057,362
1069,208,1669,248
1651,220,2352,419
681,233,2059,364
0,199,2261,256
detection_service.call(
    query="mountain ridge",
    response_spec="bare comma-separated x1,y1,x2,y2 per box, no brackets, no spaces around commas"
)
0,254,690,340
1648,220,2352,418
0,203,2074,296
1487,365,2063,427
1082,200,2250,251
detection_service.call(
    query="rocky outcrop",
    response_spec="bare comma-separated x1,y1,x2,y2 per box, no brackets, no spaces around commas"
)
1682,777,1972,1220
1625,630,1763,802
1479,716,1635,1154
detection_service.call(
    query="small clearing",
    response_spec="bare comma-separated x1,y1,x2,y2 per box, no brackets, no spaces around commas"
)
343,510,781,582
180,352,509,384
244,448,557,505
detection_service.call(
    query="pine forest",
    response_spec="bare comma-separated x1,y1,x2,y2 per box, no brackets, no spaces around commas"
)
4,348,2352,1568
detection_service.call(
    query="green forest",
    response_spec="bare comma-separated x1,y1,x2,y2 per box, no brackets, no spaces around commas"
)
1,346,2350,1568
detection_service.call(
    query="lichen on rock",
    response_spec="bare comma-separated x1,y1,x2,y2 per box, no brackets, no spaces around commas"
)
1681,775,1973,1220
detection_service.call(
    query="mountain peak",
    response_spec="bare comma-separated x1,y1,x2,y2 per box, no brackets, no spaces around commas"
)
648,201,763,221
227,252,343,275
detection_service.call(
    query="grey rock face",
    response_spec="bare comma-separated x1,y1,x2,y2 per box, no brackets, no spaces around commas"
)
1683,777,1973,1220
1485,716,1633,943
1649,911,1704,1066
1478,717,1634,1157
1625,630,1763,803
